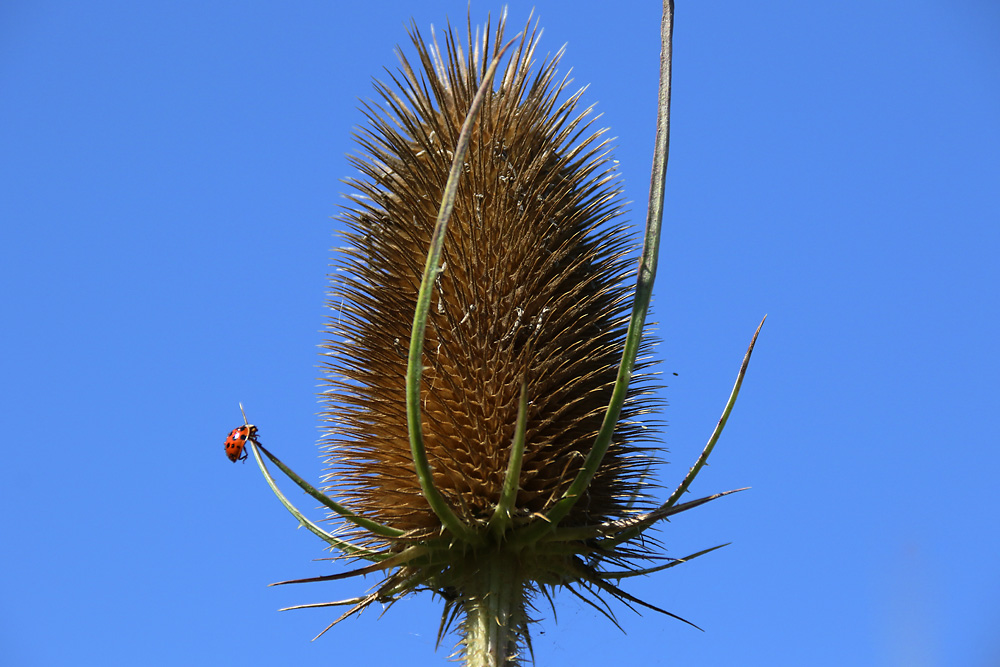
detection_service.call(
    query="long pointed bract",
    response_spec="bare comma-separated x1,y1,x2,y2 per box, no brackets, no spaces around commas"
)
404,34,521,546
532,0,676,535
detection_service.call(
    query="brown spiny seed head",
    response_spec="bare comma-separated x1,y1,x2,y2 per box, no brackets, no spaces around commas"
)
320,15,662,542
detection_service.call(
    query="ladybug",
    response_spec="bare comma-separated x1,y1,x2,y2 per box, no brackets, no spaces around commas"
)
224,424,257,462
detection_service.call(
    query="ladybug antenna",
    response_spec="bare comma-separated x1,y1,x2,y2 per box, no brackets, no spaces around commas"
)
239,402,249,426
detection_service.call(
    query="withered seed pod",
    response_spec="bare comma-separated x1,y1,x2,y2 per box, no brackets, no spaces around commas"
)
324,17,658,539
244,6,762,666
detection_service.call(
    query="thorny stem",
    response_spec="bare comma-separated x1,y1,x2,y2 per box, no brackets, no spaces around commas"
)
462,552,526,667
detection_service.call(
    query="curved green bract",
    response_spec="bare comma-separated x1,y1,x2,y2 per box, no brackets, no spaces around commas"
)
404,35,520,546
488,381,529,538
270,545,429,586
596,544,729,580
247,440,384,561
599,316,765,550
537,488,747,545
255,442,404,538
518,1,676,540
661,317,765,512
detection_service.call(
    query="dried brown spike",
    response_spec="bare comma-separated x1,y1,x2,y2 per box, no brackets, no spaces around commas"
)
320,14,661,537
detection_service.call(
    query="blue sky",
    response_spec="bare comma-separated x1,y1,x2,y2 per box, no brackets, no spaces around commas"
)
2,1,998,665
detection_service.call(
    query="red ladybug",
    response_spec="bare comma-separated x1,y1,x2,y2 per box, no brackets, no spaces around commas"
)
224,424,257,462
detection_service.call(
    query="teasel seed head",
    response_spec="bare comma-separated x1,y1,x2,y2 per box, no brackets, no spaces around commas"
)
324,16,658,534
244,5,762,663
319,10,660,648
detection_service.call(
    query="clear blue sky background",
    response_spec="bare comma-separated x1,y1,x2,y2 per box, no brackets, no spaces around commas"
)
2,1,998,665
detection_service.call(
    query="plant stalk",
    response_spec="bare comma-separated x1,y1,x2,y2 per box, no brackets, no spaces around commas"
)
462,552,526,667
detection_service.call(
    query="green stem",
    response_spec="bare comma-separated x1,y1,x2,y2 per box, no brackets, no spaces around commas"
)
462,552,525,667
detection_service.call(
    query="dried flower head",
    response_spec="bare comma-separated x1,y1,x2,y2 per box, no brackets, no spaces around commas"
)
244,6,762,666
326,17,657,542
